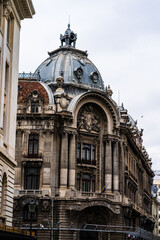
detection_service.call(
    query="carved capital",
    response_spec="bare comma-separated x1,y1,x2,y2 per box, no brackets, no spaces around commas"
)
3,0,12,19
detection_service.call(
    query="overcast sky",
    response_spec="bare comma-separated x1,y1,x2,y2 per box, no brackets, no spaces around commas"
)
19,0,160,170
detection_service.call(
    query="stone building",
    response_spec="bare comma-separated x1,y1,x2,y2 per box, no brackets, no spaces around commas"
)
153,171,160,236
14,25,155,240
0,0,35,229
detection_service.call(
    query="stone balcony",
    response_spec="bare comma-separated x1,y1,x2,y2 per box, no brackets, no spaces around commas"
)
14,189,50,197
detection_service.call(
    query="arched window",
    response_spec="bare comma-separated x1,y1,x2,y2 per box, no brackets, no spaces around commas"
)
1,173,7,216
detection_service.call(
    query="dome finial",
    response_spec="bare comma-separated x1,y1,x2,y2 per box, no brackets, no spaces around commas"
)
68,15,70,29
60,23,77,48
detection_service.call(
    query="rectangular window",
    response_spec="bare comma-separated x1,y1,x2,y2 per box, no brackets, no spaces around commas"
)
77,143,96,165
28,134,39,157
92,176,95,192
92,145,96,161
24,167,40,189
31,101,39,113
77,173,80,191
82,174,90,192
77,173,95,193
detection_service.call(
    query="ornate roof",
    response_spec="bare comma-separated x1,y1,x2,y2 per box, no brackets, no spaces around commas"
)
18,81,54,104
34,25,104,93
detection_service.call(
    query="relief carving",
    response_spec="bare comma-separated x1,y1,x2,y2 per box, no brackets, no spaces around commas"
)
42,200,51,217
78,105,100,133
54,76,71,112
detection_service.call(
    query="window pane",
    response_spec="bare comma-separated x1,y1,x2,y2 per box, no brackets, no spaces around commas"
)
82,180,85,191
31,101,39,113
92,145,96,161
86,149,90,160
28,140,33,155
82,144,91,161
77,143,81,159
77,178,80,190
34,141,38,154
85,181,90,192
82,147,85,160
83,174,90,180
28,134,39,156
92,180,95,192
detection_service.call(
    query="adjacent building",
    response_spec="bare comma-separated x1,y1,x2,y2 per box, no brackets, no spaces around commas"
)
13,25,156,240
0,0,35,228
153,170,160,236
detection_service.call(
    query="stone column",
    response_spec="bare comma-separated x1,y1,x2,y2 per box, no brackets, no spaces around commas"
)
22,131,28,156
60,132,68,192
69,134,76,188
105,140,112,192
113,141,119,192
39,130,43,155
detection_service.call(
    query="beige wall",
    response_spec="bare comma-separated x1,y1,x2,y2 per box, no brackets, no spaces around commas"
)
0,0,35,227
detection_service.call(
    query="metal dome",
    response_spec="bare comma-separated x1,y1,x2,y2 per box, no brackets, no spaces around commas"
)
34,25,104,92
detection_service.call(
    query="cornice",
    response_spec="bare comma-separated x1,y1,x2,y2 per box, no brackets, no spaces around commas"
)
13,0,35,20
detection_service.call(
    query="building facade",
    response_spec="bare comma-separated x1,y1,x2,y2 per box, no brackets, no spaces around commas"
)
153,171,160,236
14,25,155,240
0,0,35,227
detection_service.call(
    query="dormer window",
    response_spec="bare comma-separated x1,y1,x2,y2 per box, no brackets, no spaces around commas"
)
31,101,39,113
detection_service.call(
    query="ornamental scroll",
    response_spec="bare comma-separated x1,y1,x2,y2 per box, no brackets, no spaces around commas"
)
77,105,100,132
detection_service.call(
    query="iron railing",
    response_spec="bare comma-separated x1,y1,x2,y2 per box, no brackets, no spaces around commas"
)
18,72,40,80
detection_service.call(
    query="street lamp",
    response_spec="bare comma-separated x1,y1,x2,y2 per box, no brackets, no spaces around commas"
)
28,200,36,239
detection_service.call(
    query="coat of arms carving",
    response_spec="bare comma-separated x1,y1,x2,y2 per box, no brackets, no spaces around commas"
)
78,105,100,132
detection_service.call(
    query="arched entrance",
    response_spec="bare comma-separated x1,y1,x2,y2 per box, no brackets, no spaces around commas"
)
80,230,98,240
78,206,110,240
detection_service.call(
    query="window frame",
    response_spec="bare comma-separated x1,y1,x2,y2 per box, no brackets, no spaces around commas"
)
24,166,40,190
77,173,96,193
31,101,39,113
28,134,39,157
77,142,96,165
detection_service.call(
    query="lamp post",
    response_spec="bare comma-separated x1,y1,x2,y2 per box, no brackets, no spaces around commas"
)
57,222,61,240
73,232,77,240
51,198,54,240
28,200,36,239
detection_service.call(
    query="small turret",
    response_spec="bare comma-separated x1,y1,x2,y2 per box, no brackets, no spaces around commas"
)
60,24,77,48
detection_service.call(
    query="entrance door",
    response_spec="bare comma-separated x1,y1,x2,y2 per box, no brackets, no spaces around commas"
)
80,231,98,240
